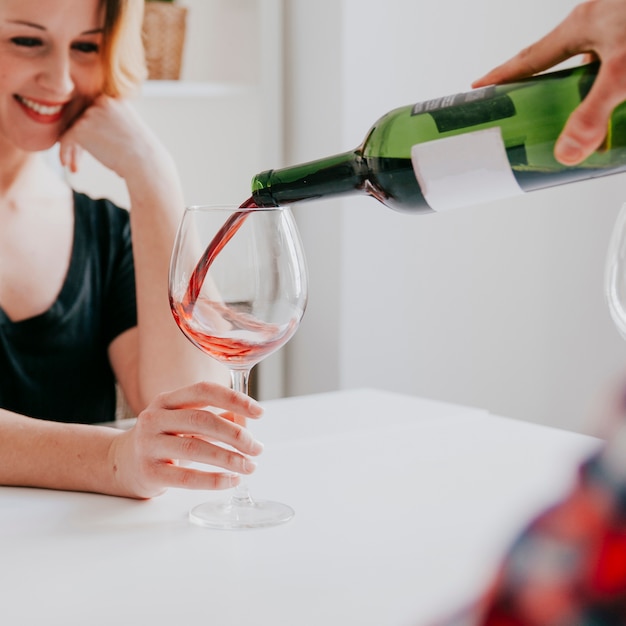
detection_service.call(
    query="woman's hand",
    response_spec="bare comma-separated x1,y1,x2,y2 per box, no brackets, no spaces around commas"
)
473,0,626,165
108,381,265,499
57,94,162,178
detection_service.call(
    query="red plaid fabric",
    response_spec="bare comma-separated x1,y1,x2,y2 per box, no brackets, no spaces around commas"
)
436,426,626,626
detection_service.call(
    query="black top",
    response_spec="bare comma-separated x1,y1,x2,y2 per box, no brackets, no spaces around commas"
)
0,191,137,423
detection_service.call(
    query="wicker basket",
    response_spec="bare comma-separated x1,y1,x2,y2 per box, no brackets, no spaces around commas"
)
143,2,188,80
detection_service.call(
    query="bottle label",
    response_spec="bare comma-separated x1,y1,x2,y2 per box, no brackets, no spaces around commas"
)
412,87,517,133
411,127,524,211
411,87,496,115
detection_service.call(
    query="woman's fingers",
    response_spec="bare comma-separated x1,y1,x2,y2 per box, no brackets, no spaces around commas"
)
140,381,264,455
150,381,260,432
147,463,242,491
111,381,266,498
128,418,260,494
156,380,263,418
58,139,83,174
158,433,258,474
141,406,263,453
137,381,264,472
148,418,263,469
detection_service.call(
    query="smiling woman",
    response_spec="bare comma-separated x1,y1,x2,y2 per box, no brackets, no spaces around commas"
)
0,0,261,500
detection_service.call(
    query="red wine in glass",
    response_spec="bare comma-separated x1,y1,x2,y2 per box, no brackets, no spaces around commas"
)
183,196,257,309
171,296,298,367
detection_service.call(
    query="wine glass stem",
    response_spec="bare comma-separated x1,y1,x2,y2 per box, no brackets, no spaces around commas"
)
230,368,255,505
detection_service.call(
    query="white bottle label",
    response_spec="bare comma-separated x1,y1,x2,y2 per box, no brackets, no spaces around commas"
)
410,127,524,211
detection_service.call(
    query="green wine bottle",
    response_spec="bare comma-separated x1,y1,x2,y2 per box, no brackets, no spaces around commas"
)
251,62,626,214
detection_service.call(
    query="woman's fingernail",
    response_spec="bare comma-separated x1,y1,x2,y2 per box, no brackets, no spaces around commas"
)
227,474,241,487
243,458,257,473
249,399,263,415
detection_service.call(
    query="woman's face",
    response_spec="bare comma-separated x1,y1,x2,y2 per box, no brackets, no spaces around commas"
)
0,0,105,152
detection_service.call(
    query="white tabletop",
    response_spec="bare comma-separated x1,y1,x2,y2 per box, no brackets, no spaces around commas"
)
0,389,600,626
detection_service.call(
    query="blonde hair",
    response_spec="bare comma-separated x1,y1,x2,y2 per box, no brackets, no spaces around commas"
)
100,0,147,97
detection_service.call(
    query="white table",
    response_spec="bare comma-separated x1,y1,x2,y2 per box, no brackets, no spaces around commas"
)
0,389,600,625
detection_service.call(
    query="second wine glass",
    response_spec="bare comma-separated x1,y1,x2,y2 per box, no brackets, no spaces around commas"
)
606,202,626,341
169,204,308,529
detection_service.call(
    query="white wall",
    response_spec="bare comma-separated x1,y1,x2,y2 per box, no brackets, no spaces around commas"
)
283,0,626,433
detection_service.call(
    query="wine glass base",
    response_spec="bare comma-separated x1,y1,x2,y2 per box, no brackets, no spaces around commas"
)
189,498,295,530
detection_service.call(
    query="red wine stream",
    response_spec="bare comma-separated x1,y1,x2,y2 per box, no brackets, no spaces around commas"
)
183,197,257,308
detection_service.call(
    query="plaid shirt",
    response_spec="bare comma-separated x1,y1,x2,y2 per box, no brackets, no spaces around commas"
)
437,424,626,626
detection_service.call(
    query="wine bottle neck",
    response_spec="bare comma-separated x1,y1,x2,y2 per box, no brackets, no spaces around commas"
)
251,150,366,207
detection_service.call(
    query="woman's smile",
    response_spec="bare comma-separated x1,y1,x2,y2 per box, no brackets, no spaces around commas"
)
14,94,67,123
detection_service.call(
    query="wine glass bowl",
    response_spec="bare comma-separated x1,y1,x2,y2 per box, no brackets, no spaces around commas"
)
169,205,308,529
606,202,626,341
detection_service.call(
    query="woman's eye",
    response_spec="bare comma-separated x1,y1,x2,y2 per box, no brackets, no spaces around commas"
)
11,37,42,48
72,42,100,54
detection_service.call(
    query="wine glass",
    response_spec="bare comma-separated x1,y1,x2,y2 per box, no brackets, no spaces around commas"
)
606,202,626,340
169,204,308,529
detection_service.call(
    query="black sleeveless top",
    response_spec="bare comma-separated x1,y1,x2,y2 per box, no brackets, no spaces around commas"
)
0,192,137,423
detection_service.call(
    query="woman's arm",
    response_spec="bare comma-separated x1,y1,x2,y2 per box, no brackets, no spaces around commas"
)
0,382,263,499
59,96,228,414
473,0,626,165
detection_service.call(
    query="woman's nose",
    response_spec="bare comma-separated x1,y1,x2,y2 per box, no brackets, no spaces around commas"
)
37,51,74,96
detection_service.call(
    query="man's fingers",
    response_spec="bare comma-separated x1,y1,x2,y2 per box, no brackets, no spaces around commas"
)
556,64,626,164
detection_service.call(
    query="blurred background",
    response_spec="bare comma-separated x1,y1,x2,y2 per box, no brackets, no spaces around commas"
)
69,0,626,434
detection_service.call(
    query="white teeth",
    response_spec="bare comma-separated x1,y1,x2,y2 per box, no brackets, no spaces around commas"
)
17,96,63,116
